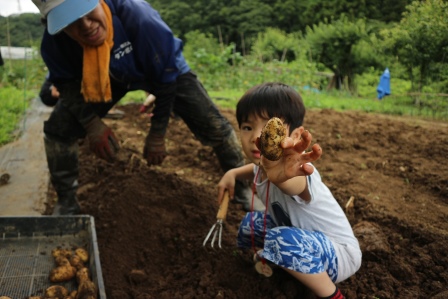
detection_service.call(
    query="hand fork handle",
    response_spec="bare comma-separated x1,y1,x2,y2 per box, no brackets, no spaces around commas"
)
216,191,230,221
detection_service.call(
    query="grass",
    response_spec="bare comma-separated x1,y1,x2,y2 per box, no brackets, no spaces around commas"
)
208,89,448,120
2,85,447,146
0,87,31,145
119,90,147,105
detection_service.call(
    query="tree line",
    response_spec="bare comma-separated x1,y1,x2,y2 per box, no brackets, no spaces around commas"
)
149,0,412,48
0,0,447,94
0,0,413,52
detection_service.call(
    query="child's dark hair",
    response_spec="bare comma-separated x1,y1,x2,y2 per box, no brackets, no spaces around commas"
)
236,82,306,134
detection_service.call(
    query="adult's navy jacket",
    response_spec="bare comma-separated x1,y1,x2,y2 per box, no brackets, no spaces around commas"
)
40,0,190,127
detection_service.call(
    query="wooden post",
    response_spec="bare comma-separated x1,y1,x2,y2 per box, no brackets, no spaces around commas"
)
6,17,12,70
240,32,245,56
217,25,224,51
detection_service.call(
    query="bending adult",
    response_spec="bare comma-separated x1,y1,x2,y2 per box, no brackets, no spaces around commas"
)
32,0,264,215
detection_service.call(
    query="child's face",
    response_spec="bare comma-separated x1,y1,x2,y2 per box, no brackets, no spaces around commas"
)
239,113,288,165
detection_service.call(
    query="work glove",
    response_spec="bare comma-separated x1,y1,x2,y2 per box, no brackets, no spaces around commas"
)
84,116,120,162
143,132,167,166
139,93,156,116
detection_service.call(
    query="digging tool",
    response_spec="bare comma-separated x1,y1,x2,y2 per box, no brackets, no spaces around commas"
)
203,191,230,248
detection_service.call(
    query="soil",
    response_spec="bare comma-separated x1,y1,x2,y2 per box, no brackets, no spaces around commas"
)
48,104,448,299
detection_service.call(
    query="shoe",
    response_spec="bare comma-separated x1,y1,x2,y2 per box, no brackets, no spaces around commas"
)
52,197,81,215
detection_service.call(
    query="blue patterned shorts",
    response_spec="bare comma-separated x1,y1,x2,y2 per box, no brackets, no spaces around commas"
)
237,211,338,282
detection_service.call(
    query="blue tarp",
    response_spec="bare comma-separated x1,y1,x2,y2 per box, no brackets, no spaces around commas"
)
377,68,391,100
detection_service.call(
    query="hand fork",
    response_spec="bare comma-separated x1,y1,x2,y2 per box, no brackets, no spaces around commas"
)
203,191,230,248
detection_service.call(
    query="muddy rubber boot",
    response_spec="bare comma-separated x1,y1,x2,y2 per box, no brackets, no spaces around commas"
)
213,131,265,212
44,135,81,215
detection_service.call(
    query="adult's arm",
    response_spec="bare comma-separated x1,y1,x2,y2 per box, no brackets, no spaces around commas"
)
40,31,97,126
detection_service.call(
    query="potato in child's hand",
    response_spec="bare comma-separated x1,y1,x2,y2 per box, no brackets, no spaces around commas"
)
259,117,287,161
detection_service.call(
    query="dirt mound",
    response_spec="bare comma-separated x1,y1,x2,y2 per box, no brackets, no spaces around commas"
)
53,104,448,298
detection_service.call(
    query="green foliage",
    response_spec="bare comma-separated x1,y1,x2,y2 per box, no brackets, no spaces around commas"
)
183,28,320,92
119,90,147,105
1,1,446,146
211,87,448,120
380,0,448,92
355,69,411,98
0,56,48,144
148,0,413,52
0,87,29,145
305,15,382,91
1,56,48,93
251,28,302,62
0,14,44,47
183,30,238,75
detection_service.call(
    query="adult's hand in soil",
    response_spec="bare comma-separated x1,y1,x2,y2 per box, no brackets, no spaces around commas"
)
84,116,120,162
143,132,167,166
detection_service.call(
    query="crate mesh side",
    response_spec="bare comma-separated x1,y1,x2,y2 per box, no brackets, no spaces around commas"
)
0,234,87,297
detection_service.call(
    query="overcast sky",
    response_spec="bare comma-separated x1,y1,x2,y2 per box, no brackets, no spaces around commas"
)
0,0,39,17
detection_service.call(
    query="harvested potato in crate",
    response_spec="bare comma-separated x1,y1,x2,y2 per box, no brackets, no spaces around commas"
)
0,216,105,299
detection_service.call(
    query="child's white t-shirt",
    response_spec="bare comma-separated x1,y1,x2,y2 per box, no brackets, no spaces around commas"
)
253,165,362,282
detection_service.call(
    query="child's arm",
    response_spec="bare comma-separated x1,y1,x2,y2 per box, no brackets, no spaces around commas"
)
262,128,322,200
217,164,254,203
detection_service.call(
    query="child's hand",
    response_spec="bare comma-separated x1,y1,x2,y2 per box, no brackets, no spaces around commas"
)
217,171,236,205
261,127,322,184
283,128,322,175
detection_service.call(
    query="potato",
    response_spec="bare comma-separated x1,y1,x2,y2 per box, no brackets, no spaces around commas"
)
61,290,78,299
70,254,85,270
259,117,287,161
49,264,77,282
45,285,69,298
52,248,73,259
76,267,97,299
75,248,89,263
77,279,98,299
55,256,71,267
76,267,90,284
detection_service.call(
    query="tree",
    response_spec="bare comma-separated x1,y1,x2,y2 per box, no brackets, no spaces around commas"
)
305,16,381,91
380,0,448,92
251,28,299,62
0,13,43,47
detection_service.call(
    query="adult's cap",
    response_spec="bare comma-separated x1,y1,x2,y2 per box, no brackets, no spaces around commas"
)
32,0,99,35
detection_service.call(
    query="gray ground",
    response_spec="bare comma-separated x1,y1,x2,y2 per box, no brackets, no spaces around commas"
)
0,99,50,215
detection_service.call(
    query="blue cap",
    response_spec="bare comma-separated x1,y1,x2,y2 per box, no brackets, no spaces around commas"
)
32,0,99,35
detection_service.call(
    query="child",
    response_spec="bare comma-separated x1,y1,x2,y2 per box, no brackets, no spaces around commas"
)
217,82,361,299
